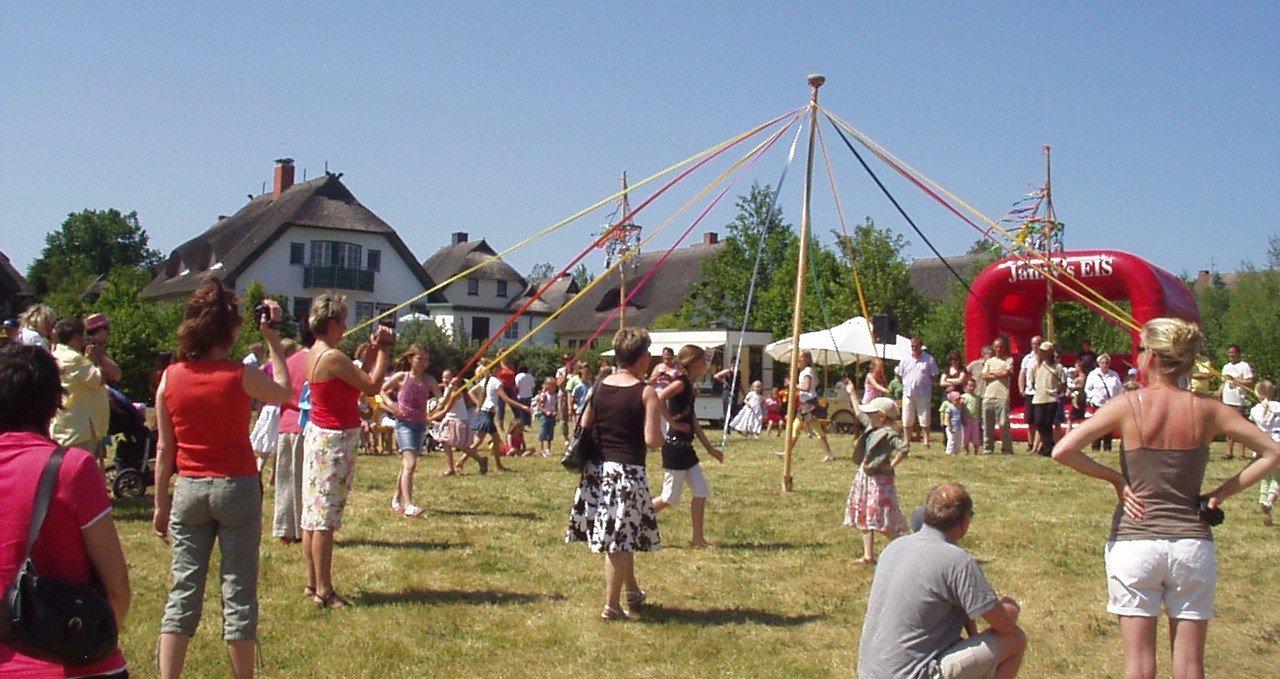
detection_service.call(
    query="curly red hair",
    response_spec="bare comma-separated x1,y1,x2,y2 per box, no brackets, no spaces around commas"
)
176,276,242,361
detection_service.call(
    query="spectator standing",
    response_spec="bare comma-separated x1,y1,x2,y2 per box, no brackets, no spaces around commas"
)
895,336,939,448
1250,379,1280,525
49,316,120,464
301,294,395,608
0,344,131,678
555,353,576,439
17,303,55,349
515,365,536,427
1076,339,1098,376
1188,353,1214,396
862,357,890,405
940,350,968,393
981,337,1015,455
153,281,291,677
1220,343,1255,460
273,325,314,544
1016,334,1043,452
967,345,993,449
857,482,1026,678
1084,353,1124,451
1030,341,1066,457
1053,318,1280,679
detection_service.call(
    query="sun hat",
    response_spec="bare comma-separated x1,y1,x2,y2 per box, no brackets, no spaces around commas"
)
859,396,899,419
85,313,110,332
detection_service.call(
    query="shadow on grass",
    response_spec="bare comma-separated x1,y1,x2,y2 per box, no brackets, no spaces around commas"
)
111,497,155,523
715,541,812,552
342,539,468,551
636,604,823,627
357,588,567,607
432,509,541,521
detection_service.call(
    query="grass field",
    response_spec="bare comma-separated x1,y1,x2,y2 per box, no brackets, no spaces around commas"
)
110,432,1280,677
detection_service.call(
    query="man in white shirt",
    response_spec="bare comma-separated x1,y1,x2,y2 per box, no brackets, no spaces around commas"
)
1221,343,1255,460
514,366,536,428
1016,334,1042,453
896,336,940,448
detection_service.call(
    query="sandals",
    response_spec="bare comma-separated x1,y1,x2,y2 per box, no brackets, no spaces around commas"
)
303,585,316,598
402,504,424,518
853,556,877,566
312,592,350,609
625,589,647,606
391,500,403,514
600,604,629,621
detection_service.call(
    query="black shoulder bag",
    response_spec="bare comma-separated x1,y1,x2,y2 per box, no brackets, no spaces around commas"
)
0,447,119,666
560,386,600,471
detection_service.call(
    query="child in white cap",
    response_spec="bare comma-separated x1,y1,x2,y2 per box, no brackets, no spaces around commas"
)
841,382,910,565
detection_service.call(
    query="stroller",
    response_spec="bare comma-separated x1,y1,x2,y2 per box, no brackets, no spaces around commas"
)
105,386,156,499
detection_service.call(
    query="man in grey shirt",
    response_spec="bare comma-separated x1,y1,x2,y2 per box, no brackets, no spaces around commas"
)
857,483,1026,679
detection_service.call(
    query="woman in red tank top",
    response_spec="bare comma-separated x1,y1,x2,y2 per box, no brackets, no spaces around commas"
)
153,277,292,679
301,294,395,609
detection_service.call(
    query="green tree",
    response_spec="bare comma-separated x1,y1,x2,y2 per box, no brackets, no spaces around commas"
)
526,262,556,288
27,209,163,296
831,218,929,335
571,264,594,289
90,267,183,399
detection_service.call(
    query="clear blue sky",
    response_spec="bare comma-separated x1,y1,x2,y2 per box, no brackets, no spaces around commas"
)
3,2,1276,287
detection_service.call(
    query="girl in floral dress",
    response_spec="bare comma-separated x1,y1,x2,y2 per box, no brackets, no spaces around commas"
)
841,386,910,565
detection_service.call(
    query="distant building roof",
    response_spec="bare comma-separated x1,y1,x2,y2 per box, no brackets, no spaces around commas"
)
0,250,33,298
555,234,724,336
1192,270,1240,294
519,272,580,314
422,233,525,289
907,253,990,301
142,170,441,302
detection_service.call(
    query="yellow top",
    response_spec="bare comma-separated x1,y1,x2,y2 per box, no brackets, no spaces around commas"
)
49,343,109,448
1189,356,1214,394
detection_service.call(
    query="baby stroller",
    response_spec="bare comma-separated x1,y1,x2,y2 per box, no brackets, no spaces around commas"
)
106,387,156,499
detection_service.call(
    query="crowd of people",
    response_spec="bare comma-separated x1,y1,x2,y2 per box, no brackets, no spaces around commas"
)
5,283,1280,678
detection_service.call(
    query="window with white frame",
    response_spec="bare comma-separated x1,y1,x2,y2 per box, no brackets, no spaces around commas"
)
466,278,479,295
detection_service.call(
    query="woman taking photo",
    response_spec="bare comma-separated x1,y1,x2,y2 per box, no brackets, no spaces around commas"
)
566,328,663,621
1054,318,1280,679
0,343,131,678
153,278,291,678
303,294,394,608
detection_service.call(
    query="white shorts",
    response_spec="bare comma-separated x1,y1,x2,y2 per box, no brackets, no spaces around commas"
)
1104,539,1216,619
902,394,931,428
660,464,710,505
934,629,999,679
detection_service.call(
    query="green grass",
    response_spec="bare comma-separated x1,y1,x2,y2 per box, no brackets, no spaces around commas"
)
112,435,1280,677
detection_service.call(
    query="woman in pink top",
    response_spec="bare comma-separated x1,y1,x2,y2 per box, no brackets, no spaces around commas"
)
302,294,394,608
862,358,889,405
153,278,291,679
0,343,131,679
1054,318,1280,679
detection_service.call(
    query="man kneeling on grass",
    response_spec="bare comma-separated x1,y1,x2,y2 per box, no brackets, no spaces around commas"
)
857,482,1026,679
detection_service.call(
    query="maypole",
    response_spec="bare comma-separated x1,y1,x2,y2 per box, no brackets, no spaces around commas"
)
1042,145,1056,341
781,74,824,493
598,171,642,330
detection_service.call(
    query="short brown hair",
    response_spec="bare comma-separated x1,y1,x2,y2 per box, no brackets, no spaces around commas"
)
676,344,705,368
611,327,652,367
924,482,973,532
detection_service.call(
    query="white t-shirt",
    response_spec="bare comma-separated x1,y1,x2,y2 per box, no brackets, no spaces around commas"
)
481,377,503,412
515,371,536,399
1020,353,1038,396
17,327,47,349
1222,360,1253,407
1250,400,1280,441
798,366,818,402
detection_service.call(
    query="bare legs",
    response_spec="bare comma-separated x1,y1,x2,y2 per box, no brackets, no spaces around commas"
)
302,529,337,600
604,552,639,612
1118,615,1207,679
689,496,710,547
858,528,899,564
393,450,419,512
990,597,1027,679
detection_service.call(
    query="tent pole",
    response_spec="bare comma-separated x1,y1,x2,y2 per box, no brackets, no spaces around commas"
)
782,74,825,493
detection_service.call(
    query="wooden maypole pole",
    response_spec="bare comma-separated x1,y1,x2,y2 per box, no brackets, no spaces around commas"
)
781,74,824,493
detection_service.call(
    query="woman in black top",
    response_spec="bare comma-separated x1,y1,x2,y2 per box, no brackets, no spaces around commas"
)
565,328,663,621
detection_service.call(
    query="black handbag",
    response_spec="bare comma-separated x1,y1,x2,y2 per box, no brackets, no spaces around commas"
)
560,387,600,471
0,447,119,666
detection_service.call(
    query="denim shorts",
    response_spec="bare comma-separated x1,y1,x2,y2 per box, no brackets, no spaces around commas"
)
395,420,427,453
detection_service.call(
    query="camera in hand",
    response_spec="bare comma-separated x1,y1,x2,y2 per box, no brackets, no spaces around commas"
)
1197,496,1225,527
254,304,282,330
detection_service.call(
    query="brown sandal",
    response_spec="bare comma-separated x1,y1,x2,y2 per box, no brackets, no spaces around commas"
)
312,592,350,609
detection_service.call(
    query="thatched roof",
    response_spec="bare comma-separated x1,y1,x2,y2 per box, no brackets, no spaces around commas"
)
907,253,990,301
141,173,441,301
422,237,525,288
0,250,33,298
555,239,723,335
519,272,580,314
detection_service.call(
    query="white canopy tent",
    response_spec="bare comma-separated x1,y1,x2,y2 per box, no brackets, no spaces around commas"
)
764,316,909,365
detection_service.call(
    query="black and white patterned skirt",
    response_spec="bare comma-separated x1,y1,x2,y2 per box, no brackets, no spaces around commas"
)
565,460,661,553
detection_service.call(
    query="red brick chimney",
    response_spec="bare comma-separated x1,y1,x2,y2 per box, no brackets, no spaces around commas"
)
273,158,295,198
703,232,719,245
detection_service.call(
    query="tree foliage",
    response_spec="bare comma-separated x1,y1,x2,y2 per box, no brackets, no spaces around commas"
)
87,267,184,400
526,262,556,288
27,209,162,296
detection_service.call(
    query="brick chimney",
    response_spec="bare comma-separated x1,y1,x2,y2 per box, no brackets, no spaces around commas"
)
451,232,469,245
273,158,295,198
703,232,719,245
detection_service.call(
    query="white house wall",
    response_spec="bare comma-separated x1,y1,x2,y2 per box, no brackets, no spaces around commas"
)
235,225,426,320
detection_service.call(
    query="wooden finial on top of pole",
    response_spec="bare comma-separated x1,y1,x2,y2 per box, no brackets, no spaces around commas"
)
807,74,826,103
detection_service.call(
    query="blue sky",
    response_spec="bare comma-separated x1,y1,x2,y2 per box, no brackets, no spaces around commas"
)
3,2,1276,287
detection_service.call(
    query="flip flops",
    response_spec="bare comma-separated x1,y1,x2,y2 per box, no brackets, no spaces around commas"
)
402,504,424,518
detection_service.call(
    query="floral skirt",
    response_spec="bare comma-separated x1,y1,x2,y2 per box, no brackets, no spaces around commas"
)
566,461,661,553
301,424,359,532
844,467,908,535
435,417,471,448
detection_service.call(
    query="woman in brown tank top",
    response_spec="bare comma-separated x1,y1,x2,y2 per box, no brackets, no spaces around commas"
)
564,327,663,621
1053,318,1280,679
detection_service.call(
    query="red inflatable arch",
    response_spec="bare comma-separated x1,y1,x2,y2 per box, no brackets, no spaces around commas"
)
965,249,1200,362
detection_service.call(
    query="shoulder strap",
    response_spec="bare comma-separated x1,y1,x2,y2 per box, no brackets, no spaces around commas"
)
1124,392,1146,449
308,348,336,383
24,446,67,559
